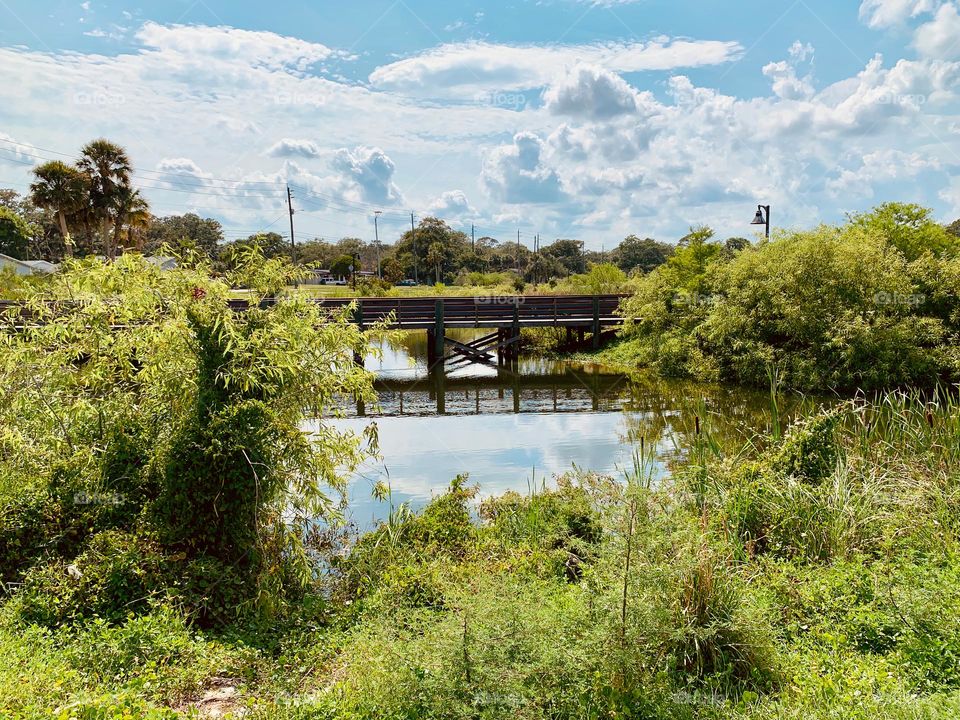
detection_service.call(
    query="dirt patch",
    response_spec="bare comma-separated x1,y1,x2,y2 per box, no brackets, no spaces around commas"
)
186,677,246,719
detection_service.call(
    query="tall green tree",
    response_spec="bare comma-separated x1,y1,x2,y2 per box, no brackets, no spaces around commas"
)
330,253,357,279
381,256,405,284
394,217,469,283
541,239,586,275
297,238,338,268
112,186,151,253
29,161,88,258
0,206,34,259
614,236,673,274
77,139,132,259
850,203,956,260
146,213,224,257
219,232,290,269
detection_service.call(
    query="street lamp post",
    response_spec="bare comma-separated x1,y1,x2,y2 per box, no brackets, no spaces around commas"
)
751,204,771,239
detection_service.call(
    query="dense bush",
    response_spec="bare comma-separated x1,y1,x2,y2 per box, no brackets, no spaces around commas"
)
0,250,376,623
614,204,960,390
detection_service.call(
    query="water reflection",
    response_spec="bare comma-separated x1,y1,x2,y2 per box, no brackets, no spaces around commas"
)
328,333,815,527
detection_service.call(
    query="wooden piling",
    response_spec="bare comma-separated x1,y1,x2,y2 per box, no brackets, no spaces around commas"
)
592,296,601,350
433,299,445,369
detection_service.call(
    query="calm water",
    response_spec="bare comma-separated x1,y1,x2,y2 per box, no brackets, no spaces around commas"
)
321,331,801,527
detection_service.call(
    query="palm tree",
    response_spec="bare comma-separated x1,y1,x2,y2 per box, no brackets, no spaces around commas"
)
112,186,151,253
77,139,132,258
29,160,88,258
427,242,445,284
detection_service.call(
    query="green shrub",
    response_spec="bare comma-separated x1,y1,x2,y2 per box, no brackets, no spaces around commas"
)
668,547,778,691
772,410,841,484
615,204,960,390
0,488,59,587
0,250,375,623
15,530,167,626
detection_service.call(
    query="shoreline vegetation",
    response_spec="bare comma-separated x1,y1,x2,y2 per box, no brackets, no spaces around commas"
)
0,203,959,718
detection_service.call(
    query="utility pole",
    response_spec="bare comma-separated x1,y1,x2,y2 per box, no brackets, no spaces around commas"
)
471,223,475,252
374,210,382,279
534,233,540,285
517,229,521,272
286,185,298,287
411,212,418,284
286,185,297,264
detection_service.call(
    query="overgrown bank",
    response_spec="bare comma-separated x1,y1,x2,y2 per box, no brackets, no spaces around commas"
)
2,385,959,718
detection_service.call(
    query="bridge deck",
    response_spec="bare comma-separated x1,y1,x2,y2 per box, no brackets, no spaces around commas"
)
3,294,627,331
307,294,626,329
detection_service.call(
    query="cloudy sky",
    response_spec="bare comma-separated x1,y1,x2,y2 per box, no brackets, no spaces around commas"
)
0,0,959,248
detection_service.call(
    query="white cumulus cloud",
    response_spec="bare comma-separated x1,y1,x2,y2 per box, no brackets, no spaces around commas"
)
482,132,564,204
368,38,743,97
543,64,638,119
330,146,403,205
266,138,322,158
859,0,938,28
913,2,960,59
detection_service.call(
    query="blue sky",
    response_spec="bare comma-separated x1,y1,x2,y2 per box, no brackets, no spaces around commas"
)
1,0,959,248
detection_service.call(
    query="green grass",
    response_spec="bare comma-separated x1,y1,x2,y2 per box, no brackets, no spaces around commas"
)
2,391,959,718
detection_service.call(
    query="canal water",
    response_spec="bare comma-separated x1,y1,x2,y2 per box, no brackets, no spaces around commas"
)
323,330,804,527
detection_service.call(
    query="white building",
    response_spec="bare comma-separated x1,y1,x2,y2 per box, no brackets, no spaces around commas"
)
144,256,177,271
0,253,58,275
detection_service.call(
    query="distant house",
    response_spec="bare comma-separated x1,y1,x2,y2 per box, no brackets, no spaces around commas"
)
23,259,58,274
0,253,58,276
303,268,332,285
144,256,177,271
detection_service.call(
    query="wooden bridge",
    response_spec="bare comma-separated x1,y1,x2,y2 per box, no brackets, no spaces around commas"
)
5,293,626,371
304,294,626,369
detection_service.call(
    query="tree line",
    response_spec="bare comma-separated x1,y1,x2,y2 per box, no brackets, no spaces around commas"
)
4,138,960,288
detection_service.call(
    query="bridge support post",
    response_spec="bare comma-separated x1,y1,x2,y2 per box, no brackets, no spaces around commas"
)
433,300,445,370
592,296,601,349
512,370,521,413
427,300,445,371
510,303,521,361
352,301,365,367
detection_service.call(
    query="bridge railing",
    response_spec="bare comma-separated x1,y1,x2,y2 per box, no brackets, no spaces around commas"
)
311,294,626,328
3,295,627,330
